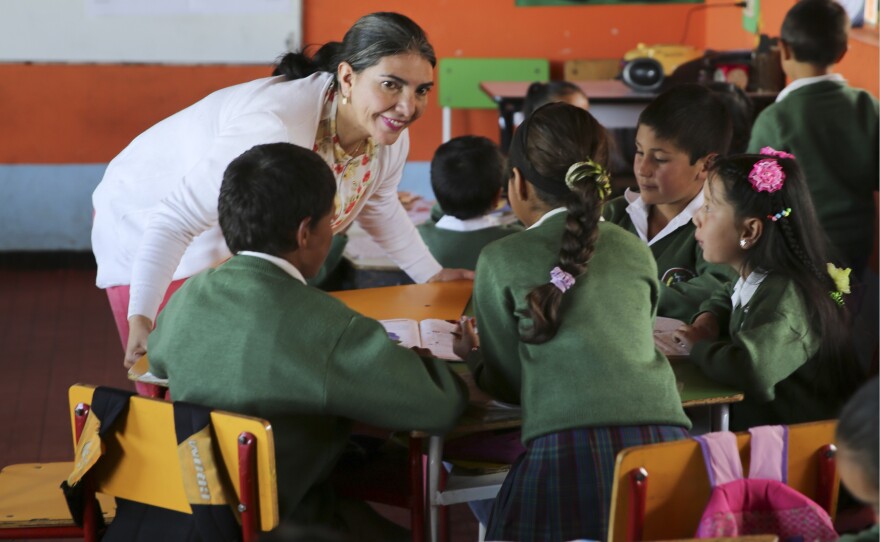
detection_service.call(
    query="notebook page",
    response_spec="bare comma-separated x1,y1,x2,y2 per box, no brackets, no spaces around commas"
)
418,319,462,361
380,319,422,349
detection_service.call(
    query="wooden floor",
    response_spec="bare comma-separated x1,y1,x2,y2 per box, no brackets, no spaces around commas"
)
0,258,479,541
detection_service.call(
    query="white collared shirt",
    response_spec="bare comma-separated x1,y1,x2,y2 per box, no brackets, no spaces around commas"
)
238,251,306,285
436,213,503,232
527,207,567,230
775,73,846,103
623,188,704,246
730,269,768,309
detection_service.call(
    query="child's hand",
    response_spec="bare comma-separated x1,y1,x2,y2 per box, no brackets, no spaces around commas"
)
429,268,475,282
673,313,718,352
452,316,480,360
124,315,152,369
690,312,720,340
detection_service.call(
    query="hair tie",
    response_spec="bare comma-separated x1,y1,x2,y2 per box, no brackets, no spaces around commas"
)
749,159,786,193
760,146,795,160
827,263,851,307
565,159,612,200
767,207,792,222
550,266,576,293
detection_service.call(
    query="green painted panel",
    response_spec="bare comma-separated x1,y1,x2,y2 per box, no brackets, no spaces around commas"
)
438,58,549,109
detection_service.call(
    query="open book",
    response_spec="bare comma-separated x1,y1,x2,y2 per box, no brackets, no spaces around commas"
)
381,318,461,361
653,316,691,359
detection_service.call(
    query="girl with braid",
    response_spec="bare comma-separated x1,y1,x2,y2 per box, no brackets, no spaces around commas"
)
452,102,691,542
674,150,863,431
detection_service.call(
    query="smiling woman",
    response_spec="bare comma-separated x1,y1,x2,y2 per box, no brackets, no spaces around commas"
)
91,12,471,371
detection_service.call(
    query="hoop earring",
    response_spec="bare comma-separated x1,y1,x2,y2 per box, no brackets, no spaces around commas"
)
739,239,748,249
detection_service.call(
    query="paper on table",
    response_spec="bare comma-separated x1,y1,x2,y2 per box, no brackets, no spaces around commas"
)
653,316,691,357
381,318,461,361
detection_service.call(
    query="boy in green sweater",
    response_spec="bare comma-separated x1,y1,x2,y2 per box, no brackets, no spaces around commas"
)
148,143,467,540
418,136,522,270
748,0,878,275
603,84,738,321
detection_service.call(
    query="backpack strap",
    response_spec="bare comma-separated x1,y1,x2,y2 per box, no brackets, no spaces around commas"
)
747,425,788,483
695,432,743,488
173,400,242,541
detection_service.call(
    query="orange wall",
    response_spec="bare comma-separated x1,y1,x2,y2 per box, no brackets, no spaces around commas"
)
1,1,875,164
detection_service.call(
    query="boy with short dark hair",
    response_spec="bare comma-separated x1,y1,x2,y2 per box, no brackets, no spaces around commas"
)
748,0,878,274
603,84,738,320
418,136,522,270
148,142,467,539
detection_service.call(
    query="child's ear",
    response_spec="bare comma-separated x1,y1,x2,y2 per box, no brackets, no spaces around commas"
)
296,217,313,249
695,153,717,182
834,44,848,65
740,217,763,247
510,167,530,202
779,40,794,62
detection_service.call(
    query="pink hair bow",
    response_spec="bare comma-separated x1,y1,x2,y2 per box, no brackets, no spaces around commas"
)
749,159,786,193
760,147,795,160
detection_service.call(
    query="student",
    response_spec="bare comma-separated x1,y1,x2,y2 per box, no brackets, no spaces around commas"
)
673,151,861,431
747,0,879,275
836,377,879,542
417,136,522,270
603,83,739,321
521,80,589,118
147,143,467,541
454,103,691,542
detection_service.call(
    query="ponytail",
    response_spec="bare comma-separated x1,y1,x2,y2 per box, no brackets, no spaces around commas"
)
272,42,342,81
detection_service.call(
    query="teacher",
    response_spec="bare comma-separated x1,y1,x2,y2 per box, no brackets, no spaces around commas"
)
91,12,470,368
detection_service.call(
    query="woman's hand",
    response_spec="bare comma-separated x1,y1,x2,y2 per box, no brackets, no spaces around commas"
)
124,315,153,369
452,316,479,360
429,268,475,282
672,312,719,352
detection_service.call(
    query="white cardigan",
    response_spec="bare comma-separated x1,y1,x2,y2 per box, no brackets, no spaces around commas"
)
92,72,441,321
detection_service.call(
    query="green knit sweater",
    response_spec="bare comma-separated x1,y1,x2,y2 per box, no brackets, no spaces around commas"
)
748,81,879,272
603,196,738,321
417,219,522,270
148,255,468,525
469,213,691,443
690,272,845,431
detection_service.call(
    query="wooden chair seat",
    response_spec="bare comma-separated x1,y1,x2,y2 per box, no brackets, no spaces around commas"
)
0,462,115,535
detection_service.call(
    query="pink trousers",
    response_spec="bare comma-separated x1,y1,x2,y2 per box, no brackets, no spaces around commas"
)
106,278,187,396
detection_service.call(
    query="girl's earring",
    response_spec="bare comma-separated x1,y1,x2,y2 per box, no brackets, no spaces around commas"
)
739,239,748,249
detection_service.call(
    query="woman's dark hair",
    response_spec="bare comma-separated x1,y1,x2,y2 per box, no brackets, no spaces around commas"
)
522,81,587,118
836,377,879,493
708,154,861,395
272,12,435,81
219,143,336,256
781,0,849,68
705,82,754,154
511,102,610,344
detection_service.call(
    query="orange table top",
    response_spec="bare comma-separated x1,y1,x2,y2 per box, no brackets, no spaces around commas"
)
329,280,473,321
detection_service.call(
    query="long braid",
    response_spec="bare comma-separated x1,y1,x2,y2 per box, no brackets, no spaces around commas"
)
523,163,605,344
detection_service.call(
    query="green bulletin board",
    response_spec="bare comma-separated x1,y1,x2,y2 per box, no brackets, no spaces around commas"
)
516,0,701,5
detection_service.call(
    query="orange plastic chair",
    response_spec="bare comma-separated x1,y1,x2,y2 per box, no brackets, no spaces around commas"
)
0,384,278,541
607,420,839,542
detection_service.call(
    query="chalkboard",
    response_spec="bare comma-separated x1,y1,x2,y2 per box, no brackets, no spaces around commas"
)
0,0,302,64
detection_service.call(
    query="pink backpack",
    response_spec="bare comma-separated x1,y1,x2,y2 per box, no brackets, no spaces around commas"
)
695,425,839,541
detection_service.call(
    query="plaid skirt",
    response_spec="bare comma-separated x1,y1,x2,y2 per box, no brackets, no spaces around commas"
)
485,424,689,542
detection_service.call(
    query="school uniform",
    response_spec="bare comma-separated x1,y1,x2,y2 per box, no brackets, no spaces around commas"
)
603,190,738,321
690,271,845,431
748,76,879,273
417,214,522,270
469,210,691,542
148,254,467,529
839,524,880,542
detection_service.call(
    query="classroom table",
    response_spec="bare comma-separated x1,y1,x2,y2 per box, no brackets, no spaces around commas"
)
480,79,778,152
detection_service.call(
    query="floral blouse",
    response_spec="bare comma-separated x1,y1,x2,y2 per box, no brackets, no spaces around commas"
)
313,87,378,231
